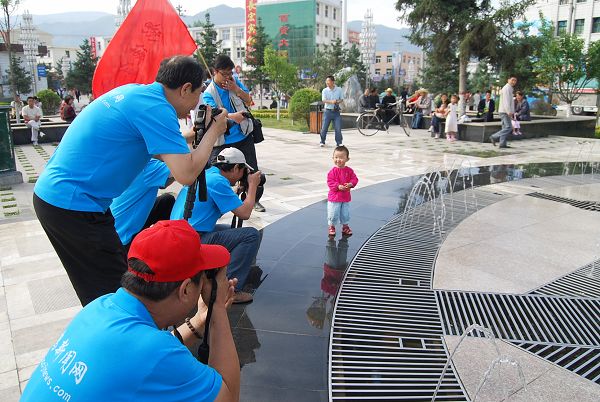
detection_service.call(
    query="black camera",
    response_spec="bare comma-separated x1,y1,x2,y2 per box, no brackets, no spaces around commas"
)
193,105,234,145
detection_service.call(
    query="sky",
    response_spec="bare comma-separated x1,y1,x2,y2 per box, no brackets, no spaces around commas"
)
18,0,404,28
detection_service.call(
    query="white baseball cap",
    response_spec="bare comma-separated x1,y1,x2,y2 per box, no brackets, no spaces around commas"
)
215,148,253,171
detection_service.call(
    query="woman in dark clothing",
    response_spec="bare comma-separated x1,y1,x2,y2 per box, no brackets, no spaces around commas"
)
61,96,77,123
382,88,398,124
513,90,531,136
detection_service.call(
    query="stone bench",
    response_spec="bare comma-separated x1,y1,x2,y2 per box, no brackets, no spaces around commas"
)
341,112,596,142
11,123,70,145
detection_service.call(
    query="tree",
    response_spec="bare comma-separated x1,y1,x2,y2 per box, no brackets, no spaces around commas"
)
245,19,271,107
468,61,495,93
6,56,31,94
396,0,533,113
263,46,298,119
65,39,97,94
0,0,21,97
535,25,600,117
308,39,367,88
195,13,222,70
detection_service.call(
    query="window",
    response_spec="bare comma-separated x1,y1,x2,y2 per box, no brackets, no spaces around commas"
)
386,68,392,75
557,20,567,35
387,55,392,63
559,0,569,4
375,55,381,63
593,17,600,33
325,5,329,17
235,28,244,40
375,68,380,75
221,29,230,41
316,3,320,15
333,8,337,20
316,23,320,36
576,0,587,3
574,19,585,35
333,27,337,38
324,25,328,37
65,50,70,57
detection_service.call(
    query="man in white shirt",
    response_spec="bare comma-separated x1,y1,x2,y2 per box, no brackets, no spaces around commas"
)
10,94,23,124
320,75,344,147
21,96,45,145
490,76,517,148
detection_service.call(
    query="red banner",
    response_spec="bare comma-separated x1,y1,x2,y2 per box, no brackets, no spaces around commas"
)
92,0,197,98
89,37,97,59
246,0,257,57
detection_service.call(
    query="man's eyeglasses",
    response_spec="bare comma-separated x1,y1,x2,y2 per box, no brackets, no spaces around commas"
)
217,70,233,78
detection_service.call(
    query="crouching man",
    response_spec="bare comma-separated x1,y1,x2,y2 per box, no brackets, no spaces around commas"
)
171,148,261,304
21,220,240,402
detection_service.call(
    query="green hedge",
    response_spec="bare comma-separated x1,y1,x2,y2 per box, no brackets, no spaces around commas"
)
251,109,289,119
290,88,321,126
36,89,62,115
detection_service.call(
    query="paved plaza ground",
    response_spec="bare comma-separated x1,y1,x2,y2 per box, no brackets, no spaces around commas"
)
1,123,599,400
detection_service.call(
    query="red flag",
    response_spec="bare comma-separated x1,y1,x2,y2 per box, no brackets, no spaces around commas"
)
92,0,197,98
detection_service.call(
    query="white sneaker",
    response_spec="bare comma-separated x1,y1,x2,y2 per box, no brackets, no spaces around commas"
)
39,131,46,138
319,142,325,147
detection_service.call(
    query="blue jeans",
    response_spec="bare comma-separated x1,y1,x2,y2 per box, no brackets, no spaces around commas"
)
320,109,343,145
199,224,259,291
327,201,350,226
490,113,512,147
411,111,423,129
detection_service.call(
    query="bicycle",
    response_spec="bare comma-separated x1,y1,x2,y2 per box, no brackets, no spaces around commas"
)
356,102,411,137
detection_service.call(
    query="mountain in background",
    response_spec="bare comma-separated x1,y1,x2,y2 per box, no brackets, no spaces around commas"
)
347,21,420,53
23,6,420,53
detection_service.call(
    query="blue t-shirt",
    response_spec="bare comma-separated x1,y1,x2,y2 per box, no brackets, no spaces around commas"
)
21,288,222,402
322,86,343,110
170,166,242,232
202,77,249,144
111,159,171,245
34,82,190,212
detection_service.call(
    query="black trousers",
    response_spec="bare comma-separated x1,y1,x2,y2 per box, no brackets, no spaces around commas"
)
33,194,127,306
123,193,175,254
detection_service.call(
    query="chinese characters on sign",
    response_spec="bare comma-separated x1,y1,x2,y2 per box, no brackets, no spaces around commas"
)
89,37,97,59
246,0,257,57
278,13,289,53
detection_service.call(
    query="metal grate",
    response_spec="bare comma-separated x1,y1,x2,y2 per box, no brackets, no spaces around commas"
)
330,189,505,401
532,259,600,298
436,290,600,347
513,341,600,384
527,192,600,212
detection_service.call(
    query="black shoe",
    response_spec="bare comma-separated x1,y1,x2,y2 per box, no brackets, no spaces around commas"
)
499,145,511,149
490,137,497,146
254,201,266,212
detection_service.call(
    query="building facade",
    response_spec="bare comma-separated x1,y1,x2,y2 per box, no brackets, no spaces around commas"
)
189,23,247,68
256,0,345,67
526,0,600,45
372,50,424,88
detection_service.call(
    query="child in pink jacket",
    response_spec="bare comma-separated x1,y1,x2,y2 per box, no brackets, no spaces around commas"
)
327,146,359,237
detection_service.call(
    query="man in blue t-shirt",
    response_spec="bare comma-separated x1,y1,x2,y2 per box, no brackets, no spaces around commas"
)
111,159,175,251
171,148,262,304
32,56,228,306
203,54,267,213
21,220,241,402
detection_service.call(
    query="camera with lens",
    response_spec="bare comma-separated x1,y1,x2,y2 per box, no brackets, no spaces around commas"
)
192,105,234,146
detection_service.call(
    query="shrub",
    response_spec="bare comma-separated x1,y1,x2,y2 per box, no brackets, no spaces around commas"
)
596,126,600,139
36,89,62,115
531,100,557,116
290,88,321,126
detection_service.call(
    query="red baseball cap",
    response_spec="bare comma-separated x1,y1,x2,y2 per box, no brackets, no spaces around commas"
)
127,220,230,282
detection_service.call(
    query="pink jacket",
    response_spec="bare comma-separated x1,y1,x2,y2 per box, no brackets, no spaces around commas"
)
327,166,359,203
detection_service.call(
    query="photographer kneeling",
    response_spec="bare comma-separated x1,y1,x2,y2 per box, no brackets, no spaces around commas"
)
171,148,261,304
21,220,240,402
204,54,267,212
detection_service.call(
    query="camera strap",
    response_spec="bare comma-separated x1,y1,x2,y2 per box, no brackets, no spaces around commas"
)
197,273,218,364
